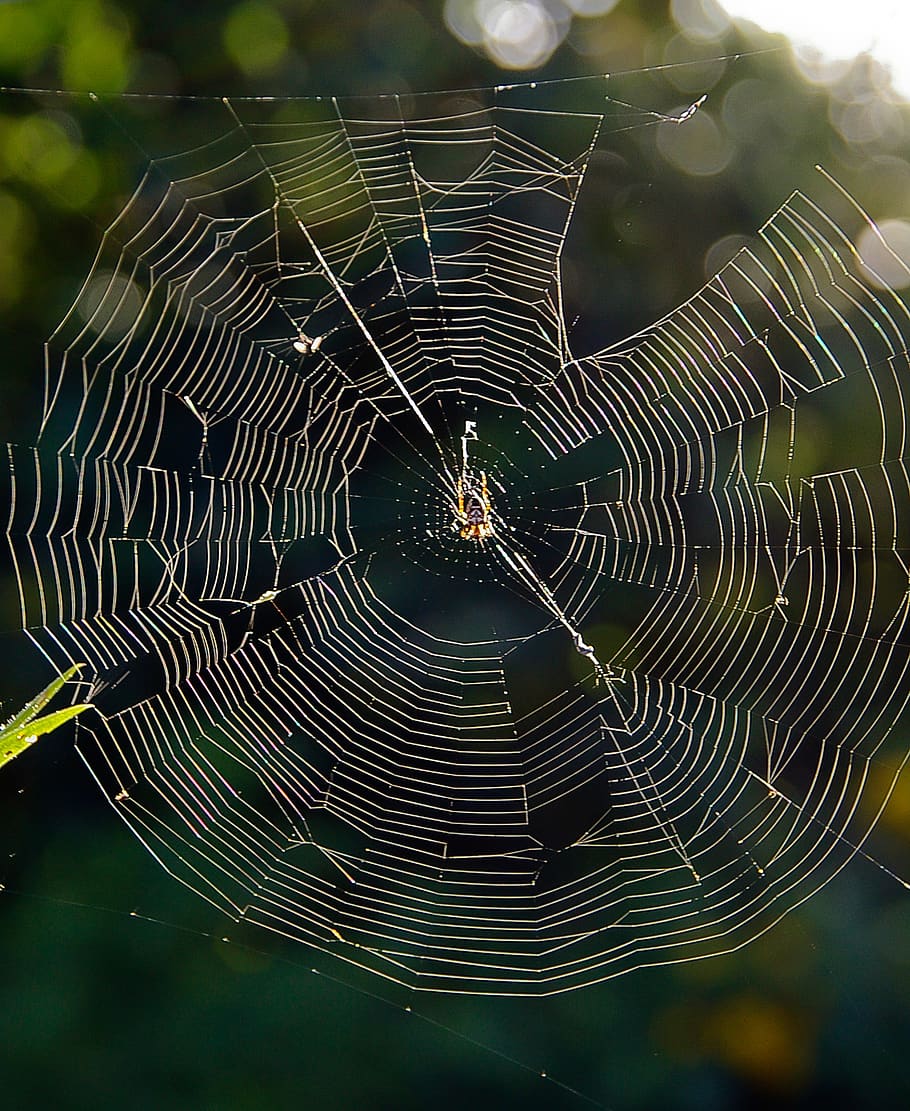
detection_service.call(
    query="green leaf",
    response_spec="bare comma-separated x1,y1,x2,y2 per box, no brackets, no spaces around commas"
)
1,664,83,735
0,666,92,771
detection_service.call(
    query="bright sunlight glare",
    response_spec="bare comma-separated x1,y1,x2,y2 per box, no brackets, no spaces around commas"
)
721,0,910,99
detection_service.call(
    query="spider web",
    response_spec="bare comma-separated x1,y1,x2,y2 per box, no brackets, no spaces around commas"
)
4,76,910,995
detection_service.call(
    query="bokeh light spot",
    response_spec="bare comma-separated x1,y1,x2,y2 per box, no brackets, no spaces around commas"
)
564,0,620,15
78,271,146,340
223,1,290,77
705,995,813,1092
443,0,485,47
671,0,731,41
663,32,729,93
6,115,80,187
857,218,910,291
656,109,733,177
445,0,569,70
704,232,751,278
0,2,54,71
60,5,132,94
478,0,562,69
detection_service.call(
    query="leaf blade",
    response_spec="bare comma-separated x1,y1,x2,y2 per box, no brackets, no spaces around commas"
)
1,664,84,735
0,666,92,770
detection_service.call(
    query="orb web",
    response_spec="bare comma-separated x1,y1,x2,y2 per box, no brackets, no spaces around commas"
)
4,81,910,994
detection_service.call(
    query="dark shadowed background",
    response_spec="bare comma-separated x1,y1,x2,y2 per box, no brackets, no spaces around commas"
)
0,2,908,1109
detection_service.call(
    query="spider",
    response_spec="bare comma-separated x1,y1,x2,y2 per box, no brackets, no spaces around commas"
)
455,472,494,541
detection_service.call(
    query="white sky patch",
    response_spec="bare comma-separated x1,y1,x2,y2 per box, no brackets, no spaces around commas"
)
720,0,910,99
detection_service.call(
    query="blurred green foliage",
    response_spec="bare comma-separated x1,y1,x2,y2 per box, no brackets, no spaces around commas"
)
0,2,908,1110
